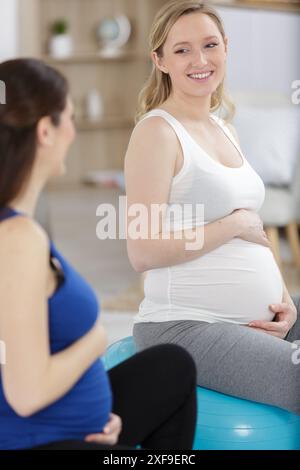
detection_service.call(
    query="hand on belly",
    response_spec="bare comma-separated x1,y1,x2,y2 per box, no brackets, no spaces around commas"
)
171,241,284,324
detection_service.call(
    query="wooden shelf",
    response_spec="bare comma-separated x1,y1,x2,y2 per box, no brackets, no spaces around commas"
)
20,0,167,183
75,117,134,131
210,0,300,13
42,50,147,64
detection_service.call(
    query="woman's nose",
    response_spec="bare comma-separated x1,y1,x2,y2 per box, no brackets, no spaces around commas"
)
192,49,208,67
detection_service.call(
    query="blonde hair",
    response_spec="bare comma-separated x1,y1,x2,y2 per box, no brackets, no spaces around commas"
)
136,0,235,123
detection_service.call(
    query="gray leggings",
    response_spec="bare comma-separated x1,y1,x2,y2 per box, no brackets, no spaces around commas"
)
133,295,300,415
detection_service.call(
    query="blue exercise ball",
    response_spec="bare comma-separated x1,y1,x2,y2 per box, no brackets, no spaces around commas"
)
195,387,300,450
103,336,300,450
103,336,137,370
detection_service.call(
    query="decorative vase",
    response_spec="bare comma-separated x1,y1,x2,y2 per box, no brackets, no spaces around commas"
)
49,34,73,58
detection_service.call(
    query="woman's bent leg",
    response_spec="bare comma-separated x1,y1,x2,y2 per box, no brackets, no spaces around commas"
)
133,318,300,415
108,344,197,450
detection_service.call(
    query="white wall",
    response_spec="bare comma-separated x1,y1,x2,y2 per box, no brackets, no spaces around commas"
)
0,0,19,61
216,6,300,96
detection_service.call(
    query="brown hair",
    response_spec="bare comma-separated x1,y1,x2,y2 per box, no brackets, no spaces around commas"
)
136,0,235,122
0,58,69,207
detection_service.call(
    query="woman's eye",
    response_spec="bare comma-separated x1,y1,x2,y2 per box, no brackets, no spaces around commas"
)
206,43,218,48
175,49,189,54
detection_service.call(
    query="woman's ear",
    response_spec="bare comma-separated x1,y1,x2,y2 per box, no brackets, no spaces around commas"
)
152,51,169,74
36,116,55,147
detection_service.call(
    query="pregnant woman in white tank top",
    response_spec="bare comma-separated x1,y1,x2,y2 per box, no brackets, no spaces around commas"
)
125,1,300,414
134,108,283,325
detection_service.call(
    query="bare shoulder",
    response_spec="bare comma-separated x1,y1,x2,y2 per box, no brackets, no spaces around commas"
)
0,215,49,262
128,115,179,153
125,116,180,183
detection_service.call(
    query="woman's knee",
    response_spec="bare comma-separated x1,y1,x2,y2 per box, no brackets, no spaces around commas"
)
139,343,197,387
264,354,300,415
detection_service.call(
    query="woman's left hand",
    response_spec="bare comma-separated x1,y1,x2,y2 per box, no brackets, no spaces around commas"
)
248,302,297,339
84,413,122,446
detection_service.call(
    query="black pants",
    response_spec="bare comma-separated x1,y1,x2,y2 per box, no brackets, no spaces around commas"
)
31,344,197,450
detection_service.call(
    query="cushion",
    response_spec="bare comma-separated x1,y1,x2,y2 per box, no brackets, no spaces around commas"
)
232,105,300,186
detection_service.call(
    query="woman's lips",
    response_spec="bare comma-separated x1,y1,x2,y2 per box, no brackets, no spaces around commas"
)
187,71,214,83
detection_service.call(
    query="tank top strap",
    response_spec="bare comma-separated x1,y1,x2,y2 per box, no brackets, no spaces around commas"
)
137,109,192,164
138,109,189,143
0,207,23,222
210,114,241,153
0,206,56,257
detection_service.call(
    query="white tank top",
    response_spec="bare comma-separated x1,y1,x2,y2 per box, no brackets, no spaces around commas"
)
133,109,283,325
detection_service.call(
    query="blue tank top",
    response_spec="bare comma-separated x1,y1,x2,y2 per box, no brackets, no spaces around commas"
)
0,207,112,449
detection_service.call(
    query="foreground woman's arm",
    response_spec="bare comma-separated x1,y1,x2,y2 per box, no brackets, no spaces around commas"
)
0,216,107,417
124,118,270,273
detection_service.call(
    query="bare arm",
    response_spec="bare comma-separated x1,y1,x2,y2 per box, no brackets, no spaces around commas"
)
124,118,263,273
0,217,107,417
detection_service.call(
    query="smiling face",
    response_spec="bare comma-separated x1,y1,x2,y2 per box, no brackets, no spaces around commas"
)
153,12,228,100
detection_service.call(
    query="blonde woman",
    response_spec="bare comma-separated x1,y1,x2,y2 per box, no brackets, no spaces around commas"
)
125,1,300,414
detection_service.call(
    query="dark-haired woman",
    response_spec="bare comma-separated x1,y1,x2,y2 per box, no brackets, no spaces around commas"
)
0,58,197,450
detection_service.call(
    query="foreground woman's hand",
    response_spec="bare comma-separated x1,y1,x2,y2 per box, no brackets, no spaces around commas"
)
248,302,297,339
84,413,122,446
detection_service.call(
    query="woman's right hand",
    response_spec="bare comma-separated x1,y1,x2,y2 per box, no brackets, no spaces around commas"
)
233,209,271,247
85,413,122,446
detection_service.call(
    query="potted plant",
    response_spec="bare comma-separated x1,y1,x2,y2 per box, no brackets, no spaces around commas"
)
49,19,73,58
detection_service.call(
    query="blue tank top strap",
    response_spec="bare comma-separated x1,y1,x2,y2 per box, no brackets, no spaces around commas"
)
0,207,22,222
0,208,60,262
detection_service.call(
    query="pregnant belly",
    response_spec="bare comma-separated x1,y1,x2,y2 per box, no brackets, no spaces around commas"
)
146,239,283,324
